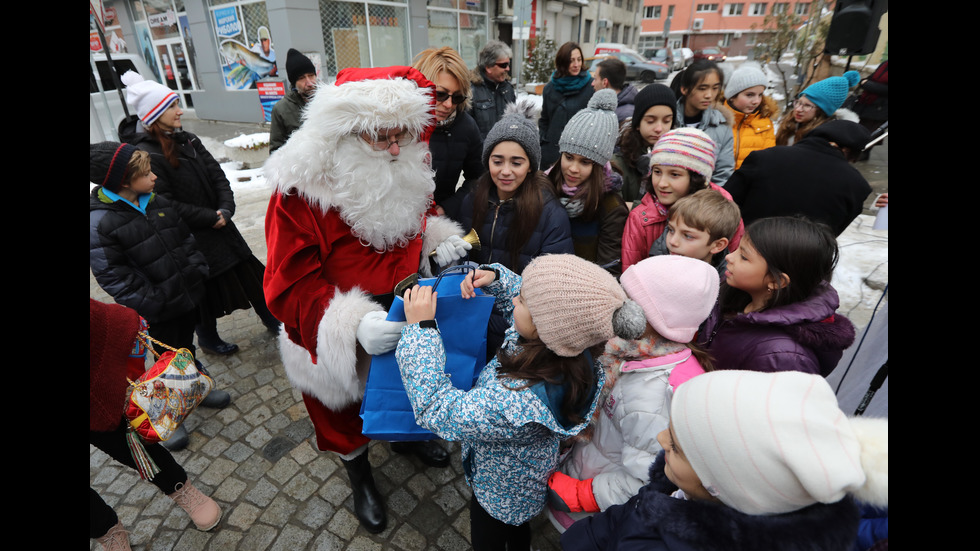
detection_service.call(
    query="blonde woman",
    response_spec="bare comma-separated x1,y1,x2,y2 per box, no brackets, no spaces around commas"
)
412,47,485,221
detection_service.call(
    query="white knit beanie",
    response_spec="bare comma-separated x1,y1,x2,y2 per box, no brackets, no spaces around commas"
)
672,370,889,516
724,65,768,99
521,254,645,357
121,70,179,126
619,255,719,343
649,128,716,180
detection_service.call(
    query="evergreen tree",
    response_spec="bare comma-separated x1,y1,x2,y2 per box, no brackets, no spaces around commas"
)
522,30,557,84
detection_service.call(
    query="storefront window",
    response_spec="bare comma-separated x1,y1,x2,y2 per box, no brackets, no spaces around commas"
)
208,0,277,90
427,0,487,68
318,0,411,75
125,0,200,107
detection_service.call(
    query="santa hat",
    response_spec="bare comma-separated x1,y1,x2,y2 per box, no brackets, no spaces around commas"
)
300,66,436,144
120,70,179,126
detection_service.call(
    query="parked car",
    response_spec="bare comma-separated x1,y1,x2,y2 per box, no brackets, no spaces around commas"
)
676,47,695,68
90,52,158,143
585,52,669,83
642,47,684,71
693,47,727,63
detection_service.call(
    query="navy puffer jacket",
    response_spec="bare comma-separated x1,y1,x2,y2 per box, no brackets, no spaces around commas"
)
89,187,208,323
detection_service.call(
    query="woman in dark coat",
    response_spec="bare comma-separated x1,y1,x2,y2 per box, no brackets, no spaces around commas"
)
412,46,485,222
120,71,279,356
539,42,594,170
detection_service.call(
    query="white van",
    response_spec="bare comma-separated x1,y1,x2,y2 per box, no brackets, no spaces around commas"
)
90,52,157,143
593,43,642,57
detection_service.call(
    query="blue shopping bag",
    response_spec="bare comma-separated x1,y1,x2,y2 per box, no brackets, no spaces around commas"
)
360,265,495,441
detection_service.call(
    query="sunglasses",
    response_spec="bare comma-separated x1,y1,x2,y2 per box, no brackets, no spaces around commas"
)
494,61,511,69
434,90,466,105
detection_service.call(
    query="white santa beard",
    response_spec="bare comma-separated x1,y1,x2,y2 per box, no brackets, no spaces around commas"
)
331,137,436,251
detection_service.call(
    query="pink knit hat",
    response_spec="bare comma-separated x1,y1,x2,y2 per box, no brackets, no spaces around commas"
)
618,255,719,343
521,255,645,357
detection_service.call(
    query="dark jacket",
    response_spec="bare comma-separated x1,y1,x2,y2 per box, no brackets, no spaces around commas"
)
723,134,873,237
615,84,639,125
119,117,254,278
269,88,306,153
697,282,856,377
89,186,208,323
429,110,485,221
468,71,517,141
539,77,595,170
561,453,861,551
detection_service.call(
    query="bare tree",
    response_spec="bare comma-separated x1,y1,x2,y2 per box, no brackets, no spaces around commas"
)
751,0,830,110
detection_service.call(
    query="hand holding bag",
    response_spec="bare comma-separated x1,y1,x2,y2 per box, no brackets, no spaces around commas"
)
360,265,495,441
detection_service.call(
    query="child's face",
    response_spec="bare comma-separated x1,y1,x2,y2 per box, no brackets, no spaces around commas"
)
792,95,818,124
511,292,538,340
560,152,594,189
156,101,183,131
126,170,157,196
657,423,716,501
724,235,772,300
650,165,691,207
638,105,674,146
730,85,766,114
681,71,722,114
665,215,728,263
489,141,531,200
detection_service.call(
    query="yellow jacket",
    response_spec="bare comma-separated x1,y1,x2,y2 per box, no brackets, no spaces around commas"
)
726,95,780,170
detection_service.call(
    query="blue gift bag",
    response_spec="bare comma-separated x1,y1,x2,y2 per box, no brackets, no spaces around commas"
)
360,266,495,441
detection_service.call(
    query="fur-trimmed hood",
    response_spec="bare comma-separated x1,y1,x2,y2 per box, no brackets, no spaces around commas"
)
726,94,781,121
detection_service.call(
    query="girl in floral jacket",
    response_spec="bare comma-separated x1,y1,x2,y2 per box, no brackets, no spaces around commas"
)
395,255,646,551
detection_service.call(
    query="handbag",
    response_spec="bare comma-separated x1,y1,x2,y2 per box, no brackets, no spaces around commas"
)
360,265,495,441
124,332,215,446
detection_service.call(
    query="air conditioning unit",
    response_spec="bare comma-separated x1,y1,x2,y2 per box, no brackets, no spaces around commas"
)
733,31,742,38
598,18,611,29
498,0,514,17
693,18,704,31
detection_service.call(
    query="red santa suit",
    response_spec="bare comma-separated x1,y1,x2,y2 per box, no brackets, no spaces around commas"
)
262,67,464,454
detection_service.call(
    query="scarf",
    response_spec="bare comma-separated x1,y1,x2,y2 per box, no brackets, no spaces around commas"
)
550,71,592,95
435,109,457,129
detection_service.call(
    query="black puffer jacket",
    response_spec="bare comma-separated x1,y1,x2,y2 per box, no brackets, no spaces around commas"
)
89,187,208,323
429,110,485,222
119,116,253,278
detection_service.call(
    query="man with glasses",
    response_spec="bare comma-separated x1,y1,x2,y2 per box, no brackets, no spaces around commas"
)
262,66,472,534
469,40,517,140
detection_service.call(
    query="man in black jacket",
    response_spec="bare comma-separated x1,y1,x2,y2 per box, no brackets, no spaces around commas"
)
468,40,517,141
723,120,873,236
270,49,318,152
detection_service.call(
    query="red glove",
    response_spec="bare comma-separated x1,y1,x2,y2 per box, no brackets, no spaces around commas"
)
547,471,600,513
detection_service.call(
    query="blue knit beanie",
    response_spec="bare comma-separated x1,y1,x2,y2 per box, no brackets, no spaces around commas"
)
798,70,860,116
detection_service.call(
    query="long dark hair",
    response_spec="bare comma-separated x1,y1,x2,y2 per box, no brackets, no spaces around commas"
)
145,124,180,168
469,169,550,272
674,60,725,103
554,42,584,78
497,338,599,426
547,155,605,221
720,216,839,314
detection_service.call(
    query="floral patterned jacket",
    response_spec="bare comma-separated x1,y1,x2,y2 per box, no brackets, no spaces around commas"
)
395,263,604,525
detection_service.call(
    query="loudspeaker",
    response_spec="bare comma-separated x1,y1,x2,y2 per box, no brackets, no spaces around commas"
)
824,0,888,56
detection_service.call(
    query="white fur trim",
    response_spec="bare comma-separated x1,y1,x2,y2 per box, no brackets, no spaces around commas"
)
418,215,465,277
848,417,888,507
834,107,860,123
278,288,383,410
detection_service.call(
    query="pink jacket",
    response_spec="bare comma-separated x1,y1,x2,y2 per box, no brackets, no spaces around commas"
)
620,183,744,272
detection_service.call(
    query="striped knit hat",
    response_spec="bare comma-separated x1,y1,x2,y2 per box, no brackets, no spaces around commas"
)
121,70,179,126
90,141,138,192
648,128,716,180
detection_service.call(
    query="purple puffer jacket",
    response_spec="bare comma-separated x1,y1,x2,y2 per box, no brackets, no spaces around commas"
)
697,282,856,377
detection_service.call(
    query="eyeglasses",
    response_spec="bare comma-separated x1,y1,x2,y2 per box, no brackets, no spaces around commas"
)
494,61,511,69
434,90,466,105
793,99,816,112
361,131,414,151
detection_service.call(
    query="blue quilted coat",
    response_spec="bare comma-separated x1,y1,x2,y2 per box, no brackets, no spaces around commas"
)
395,263,604,525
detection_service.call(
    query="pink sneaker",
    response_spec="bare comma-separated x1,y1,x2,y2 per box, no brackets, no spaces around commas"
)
96,520,132,551
169,481,222,531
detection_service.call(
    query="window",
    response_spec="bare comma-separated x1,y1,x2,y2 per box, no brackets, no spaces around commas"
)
749,3,767,15
644,6,662,18
317,0,412,76
209,0,275,92
795,2,809,15
425,0,488,68
772,2,789,14
696,3,718,11
585,19,592,42
725,3,744,15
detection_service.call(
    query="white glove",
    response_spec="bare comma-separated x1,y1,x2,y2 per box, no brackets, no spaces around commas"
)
356,311,407,355
432,234,473,267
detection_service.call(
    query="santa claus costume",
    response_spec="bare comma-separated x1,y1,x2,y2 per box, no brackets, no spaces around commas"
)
262,66,468,533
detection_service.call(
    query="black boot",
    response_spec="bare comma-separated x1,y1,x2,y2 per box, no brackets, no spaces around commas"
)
195,320,239,356
341,452,387,533
391,440,450,468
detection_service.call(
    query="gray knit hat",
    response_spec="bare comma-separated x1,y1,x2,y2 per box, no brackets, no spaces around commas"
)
558,88,619,166
482,99,541,171
724,65,769,99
